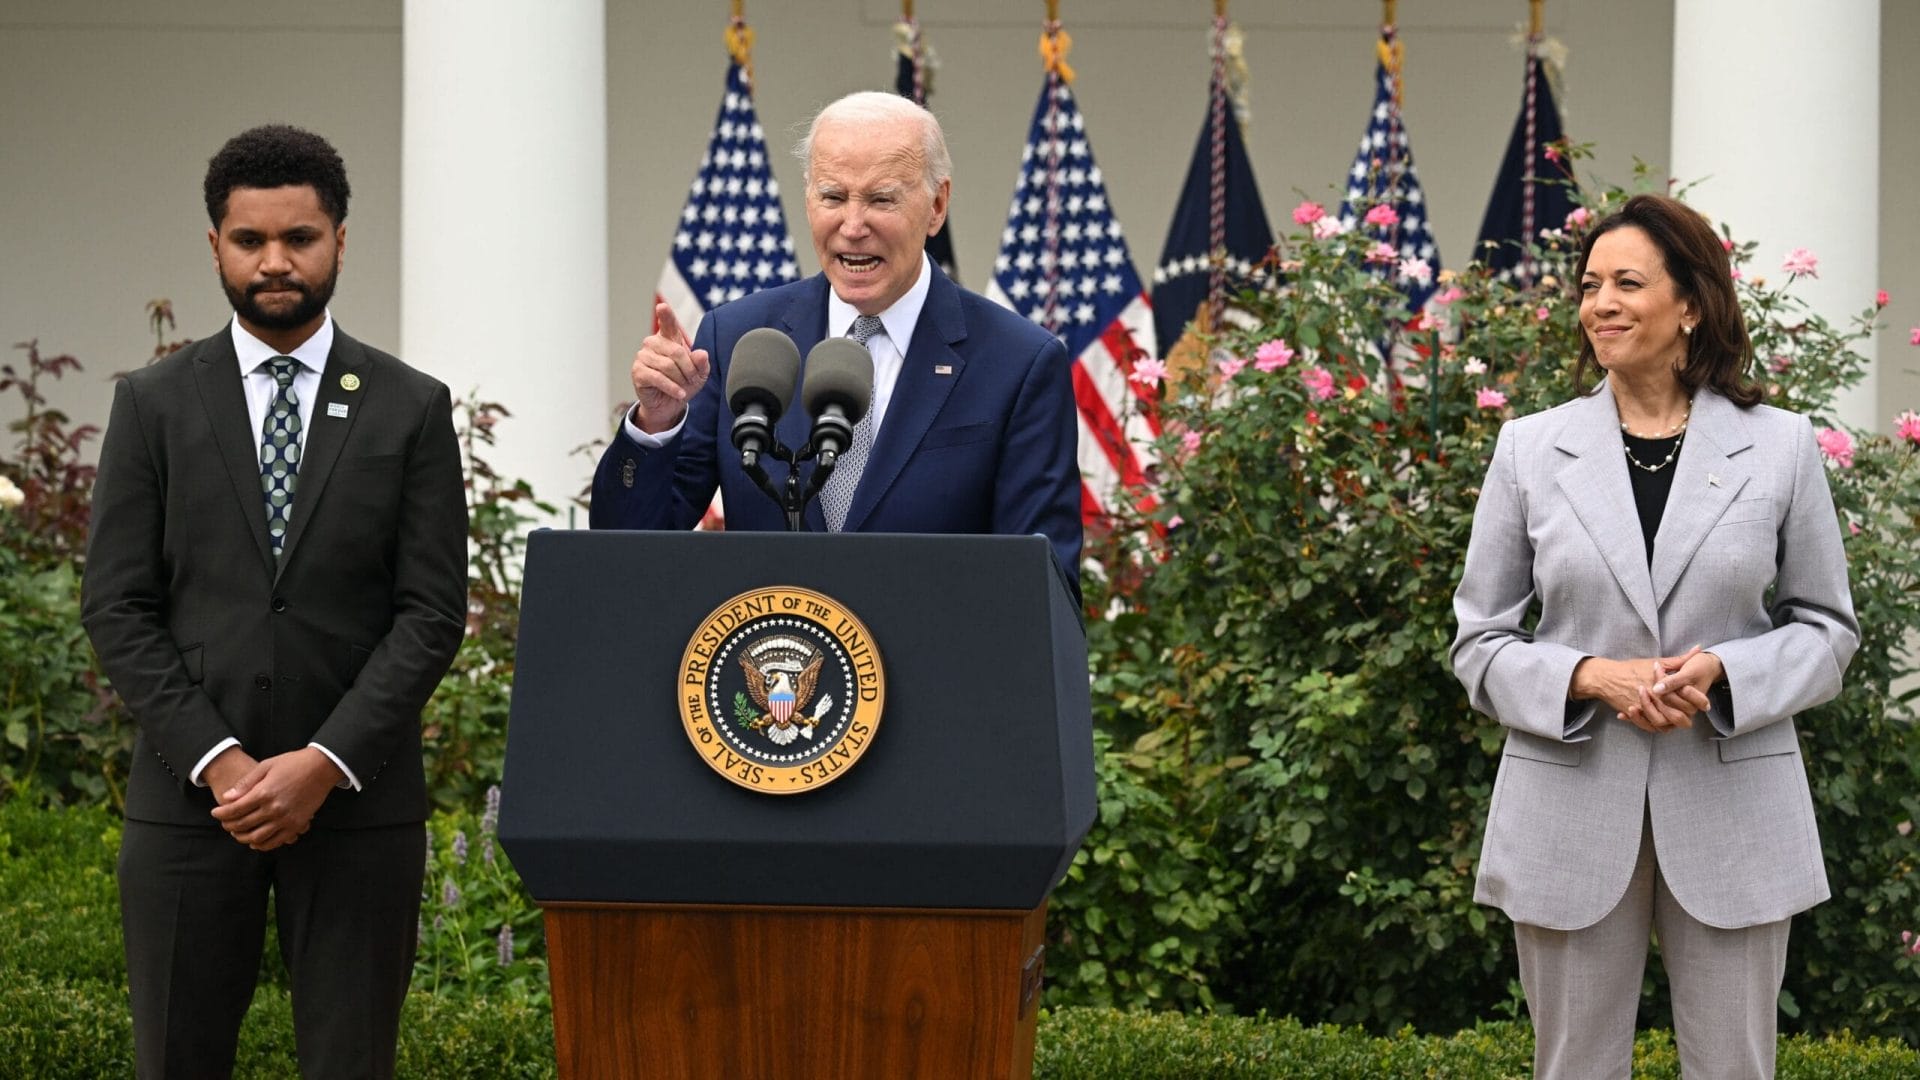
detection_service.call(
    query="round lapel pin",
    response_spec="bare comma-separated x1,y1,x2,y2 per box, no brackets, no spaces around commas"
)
340,373,361,391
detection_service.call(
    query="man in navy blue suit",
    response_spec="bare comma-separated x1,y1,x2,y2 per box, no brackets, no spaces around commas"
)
590,92,1082,596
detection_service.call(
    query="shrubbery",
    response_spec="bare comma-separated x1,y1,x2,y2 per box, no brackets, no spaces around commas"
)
3,152,1918,1055
1053,161,1920,1037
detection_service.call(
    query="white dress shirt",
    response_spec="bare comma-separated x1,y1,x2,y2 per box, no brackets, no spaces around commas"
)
188,314,361,792
624,252,934,447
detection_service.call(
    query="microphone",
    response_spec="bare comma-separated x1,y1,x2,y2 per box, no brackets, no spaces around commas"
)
724,328,802,468
800,338,874,468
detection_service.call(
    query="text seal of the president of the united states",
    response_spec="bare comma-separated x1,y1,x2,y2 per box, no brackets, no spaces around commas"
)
677,587,885,794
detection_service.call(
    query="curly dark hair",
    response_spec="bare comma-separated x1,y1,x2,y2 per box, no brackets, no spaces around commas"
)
203,125,350,228
1571,193,1761,407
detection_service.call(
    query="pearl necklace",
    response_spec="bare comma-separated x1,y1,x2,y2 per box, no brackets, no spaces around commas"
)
1619,398,1691,439
1624,431,1685,473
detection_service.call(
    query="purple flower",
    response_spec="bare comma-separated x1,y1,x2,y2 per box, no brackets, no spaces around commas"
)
482,785,502,835
442,880,461,909
452,830,469,866
497,924,515,966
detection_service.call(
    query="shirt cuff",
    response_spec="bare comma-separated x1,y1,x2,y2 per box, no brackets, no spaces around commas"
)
308,742,361,791
189,737,241,787
623,403,683,448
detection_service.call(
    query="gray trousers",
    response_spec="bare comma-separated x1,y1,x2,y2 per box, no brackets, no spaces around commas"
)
1514,814,1792,1080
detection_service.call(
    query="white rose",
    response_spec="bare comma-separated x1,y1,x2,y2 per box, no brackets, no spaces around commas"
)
0,474,24,510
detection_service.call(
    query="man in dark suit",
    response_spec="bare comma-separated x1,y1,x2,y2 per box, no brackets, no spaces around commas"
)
81,125,467,1079
589,92,1082,592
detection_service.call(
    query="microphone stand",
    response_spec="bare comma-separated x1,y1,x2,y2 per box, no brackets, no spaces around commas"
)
740,439,824,533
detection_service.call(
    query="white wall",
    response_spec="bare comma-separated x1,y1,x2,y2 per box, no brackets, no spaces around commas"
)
4,0,1913,499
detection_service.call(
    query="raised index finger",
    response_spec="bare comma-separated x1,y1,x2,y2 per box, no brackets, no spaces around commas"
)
654,301,692,350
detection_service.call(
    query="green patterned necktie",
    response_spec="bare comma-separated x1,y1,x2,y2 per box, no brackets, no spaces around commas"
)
259,356,303,558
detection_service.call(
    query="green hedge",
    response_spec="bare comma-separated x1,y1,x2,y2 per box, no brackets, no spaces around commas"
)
4,980,1915,1080
6,799,1914,1077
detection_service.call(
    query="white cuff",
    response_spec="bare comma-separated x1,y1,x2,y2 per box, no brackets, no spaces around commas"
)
623,403,683,448
189,737,241,787
308,742,361,791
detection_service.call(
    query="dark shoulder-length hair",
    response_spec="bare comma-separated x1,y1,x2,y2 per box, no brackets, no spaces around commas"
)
1571,193,1761,407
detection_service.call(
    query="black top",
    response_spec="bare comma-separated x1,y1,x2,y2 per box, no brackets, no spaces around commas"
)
1624,433,1682,563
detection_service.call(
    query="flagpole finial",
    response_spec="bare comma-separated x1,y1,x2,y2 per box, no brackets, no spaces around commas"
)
1529,0,1545,37
1039,8,1074,83
1383,0,1397,28
903,0,914,19
1214,0,1228,17
725,7,755,81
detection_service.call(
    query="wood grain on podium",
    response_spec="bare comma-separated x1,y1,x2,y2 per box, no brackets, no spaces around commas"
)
545,902,1047,1080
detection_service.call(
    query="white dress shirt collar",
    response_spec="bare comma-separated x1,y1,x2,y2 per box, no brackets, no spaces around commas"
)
230,312,334,376
825,253,932,351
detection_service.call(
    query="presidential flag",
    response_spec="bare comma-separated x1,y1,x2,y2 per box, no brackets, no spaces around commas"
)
656,61,801,341
1337,29,1442,315
893,17,959,281
1475,50,1574,283
1150,57,1275,358
987,77,1157,521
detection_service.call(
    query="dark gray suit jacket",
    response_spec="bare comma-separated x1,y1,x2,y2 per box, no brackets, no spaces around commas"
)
82,324,467,829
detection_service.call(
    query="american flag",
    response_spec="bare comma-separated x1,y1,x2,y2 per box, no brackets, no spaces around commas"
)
893,19,959,281
1337,30,1443,315
1475,49,1574,284
656,62,800,339
987,77,1157,520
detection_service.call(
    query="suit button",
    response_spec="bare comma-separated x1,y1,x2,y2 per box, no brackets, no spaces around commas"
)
271,596,288,613
255,675,273,691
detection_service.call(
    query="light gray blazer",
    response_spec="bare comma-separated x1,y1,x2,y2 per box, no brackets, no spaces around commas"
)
1451,383,1858,931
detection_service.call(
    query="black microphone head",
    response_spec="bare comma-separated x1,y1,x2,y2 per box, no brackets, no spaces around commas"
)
726,327,801,419
801,337,875,423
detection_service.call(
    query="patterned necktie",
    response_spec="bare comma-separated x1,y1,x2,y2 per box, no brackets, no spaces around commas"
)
258,356,303,558
819,315,882,532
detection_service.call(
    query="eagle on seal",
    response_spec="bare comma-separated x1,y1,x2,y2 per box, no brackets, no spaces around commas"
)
740,636,829,746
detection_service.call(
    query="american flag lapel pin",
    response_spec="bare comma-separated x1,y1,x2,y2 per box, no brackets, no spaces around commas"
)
1708,473,1721,487
933,364,953,376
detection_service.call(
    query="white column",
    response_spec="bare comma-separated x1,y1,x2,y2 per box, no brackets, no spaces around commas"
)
403,0,608,523
1670,0,1879,430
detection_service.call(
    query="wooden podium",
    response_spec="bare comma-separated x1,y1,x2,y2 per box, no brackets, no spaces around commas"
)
500,531,1094,1080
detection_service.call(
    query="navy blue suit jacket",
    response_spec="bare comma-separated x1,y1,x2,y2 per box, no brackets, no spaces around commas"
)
589,268,1082,596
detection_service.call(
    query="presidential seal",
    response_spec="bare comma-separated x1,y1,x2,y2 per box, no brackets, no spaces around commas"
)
678,587,885,794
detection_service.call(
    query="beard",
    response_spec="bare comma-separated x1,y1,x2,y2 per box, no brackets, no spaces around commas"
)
222,266,337,331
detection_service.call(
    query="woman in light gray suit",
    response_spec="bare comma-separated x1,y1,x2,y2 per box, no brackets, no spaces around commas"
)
1451,194,1858,1080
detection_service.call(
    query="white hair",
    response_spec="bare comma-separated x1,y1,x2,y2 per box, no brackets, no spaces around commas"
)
792,91,952,197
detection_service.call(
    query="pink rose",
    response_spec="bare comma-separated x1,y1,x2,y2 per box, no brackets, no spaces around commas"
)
1217,356,1248,378
1476,388,1508,409
1255,339,1296,372
1301,366,1336,401
1167,515,1184,529
1721,238,1736,253
1312,216,1348,240
1543,145,1562,163
1910,327,1920,347
1365,241,1397,265
1730,268,1743,282
1564,207,1591,229
1181,429,1203,453
1364,204,1399,228
1129,357,1169,384
1895,409,1920,445
1292,201,1327,226
1876,290,1890,308
1535,305,1552,321
1397,257,1432,285
1432,286,1464,306
1768,354,1792,373
1816,427,1854,468
1782,248,1819,277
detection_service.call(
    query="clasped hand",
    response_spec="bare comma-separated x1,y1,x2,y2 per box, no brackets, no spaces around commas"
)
204,746,344,852
1572,646,1725,735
